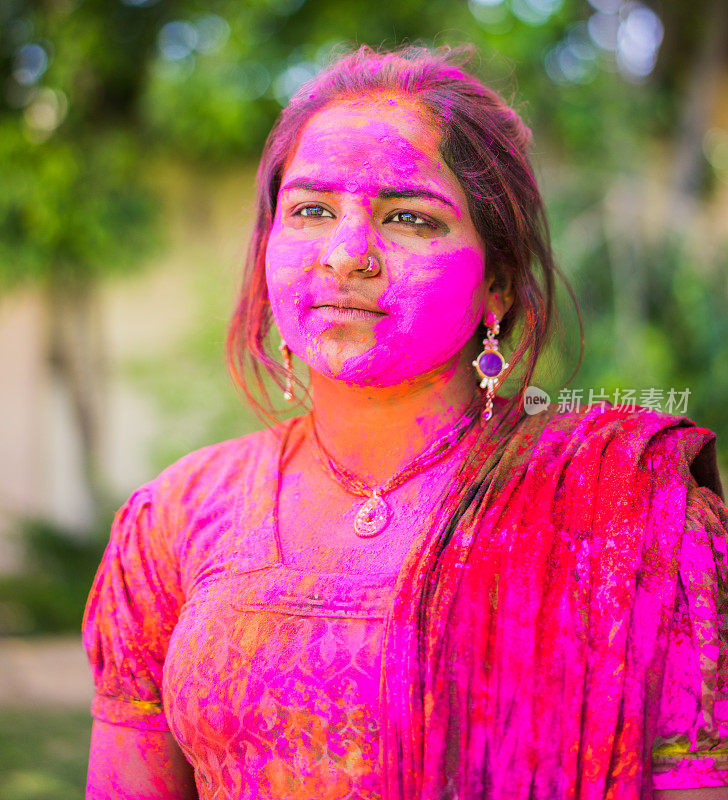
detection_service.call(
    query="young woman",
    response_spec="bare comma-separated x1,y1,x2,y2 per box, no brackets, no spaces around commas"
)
84,45,728,799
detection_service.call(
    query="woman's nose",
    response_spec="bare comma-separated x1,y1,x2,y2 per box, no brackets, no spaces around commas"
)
319,217,377,280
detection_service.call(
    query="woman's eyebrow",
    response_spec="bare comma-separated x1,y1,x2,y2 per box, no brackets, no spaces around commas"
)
377,187,455,209
281,178,455,209
281,178,335,194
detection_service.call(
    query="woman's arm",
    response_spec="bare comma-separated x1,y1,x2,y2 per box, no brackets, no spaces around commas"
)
87,720,198,800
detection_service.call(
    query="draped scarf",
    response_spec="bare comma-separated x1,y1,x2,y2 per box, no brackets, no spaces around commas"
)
379,399,724,800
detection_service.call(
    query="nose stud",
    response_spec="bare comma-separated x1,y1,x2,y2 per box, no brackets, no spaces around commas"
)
362,256,379,275
324,253,381,277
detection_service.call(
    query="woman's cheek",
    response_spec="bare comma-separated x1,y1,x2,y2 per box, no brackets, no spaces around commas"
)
265,237,348,377
338,245,485,385
381,245,484,340
265,236,316,346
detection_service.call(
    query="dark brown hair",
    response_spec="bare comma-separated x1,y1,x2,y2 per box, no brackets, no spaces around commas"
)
227,43,570,421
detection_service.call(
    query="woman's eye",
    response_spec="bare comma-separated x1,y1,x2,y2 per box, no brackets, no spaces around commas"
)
390,211,437,228
296,205,333,218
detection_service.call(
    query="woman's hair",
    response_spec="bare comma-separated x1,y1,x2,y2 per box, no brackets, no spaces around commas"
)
227,43,570,421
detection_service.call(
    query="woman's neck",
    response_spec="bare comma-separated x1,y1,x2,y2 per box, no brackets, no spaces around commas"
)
308,345,481,486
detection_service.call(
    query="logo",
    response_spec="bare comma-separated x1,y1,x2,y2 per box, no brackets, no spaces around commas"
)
524,385,551,415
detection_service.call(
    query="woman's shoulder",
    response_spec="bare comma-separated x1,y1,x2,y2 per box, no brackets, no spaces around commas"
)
538,401,713,444
140,417,299,510
108,418,301,570
533,401,722,497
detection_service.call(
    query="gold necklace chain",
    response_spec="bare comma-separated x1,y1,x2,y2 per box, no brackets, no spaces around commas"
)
308,400,482,538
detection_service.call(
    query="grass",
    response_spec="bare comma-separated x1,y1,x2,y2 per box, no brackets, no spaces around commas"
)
0,707,91,800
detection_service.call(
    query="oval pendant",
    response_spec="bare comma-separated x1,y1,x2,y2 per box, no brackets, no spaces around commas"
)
354,493,390,538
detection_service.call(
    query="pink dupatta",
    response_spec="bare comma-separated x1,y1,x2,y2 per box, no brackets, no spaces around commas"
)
379,400,726,800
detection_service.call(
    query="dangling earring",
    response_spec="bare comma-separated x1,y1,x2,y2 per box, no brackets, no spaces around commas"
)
278,338,295,402
473,311,509,421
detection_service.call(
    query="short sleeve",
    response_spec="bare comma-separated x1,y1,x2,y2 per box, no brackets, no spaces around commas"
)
652,483,728,790
82,483,184,731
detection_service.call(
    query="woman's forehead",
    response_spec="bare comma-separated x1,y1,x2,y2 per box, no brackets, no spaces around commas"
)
312,92,439,134
281,95,459,198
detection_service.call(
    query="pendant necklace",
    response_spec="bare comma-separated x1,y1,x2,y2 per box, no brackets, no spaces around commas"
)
308,402,482,538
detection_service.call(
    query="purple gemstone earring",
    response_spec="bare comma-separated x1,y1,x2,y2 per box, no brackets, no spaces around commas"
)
473,311,509,421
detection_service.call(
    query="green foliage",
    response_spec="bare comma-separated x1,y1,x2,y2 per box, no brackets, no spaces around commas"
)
2,0,717,290
0,0,166,289
143,57,277,159
543,182,728,466
2,0,722,272
647,238,728,444
0,515,111,635
0,122,159,290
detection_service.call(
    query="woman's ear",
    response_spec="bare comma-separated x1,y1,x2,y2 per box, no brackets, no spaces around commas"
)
484,265,515,321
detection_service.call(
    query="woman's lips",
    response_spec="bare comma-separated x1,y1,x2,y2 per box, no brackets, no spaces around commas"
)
311,305,386,322
310,295,387,322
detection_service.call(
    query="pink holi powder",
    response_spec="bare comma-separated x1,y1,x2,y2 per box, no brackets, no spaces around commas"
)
83,50,728,799
83,407,728,797
266,97,486,387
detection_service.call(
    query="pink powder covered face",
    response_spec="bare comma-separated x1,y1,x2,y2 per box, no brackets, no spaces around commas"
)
265,94,487,387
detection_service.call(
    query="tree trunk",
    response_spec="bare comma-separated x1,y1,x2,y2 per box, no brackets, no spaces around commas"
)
668,0,728,225
45,275,109,535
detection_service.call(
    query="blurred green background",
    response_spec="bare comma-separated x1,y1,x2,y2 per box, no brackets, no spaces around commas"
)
0,0,726,795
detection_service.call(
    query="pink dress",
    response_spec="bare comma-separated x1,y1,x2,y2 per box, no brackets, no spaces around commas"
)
84,418,440,799
83,409,728,798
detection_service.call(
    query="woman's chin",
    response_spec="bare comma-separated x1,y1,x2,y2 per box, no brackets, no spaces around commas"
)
304,341,380,381
311,355,434,390
301,338,466,389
